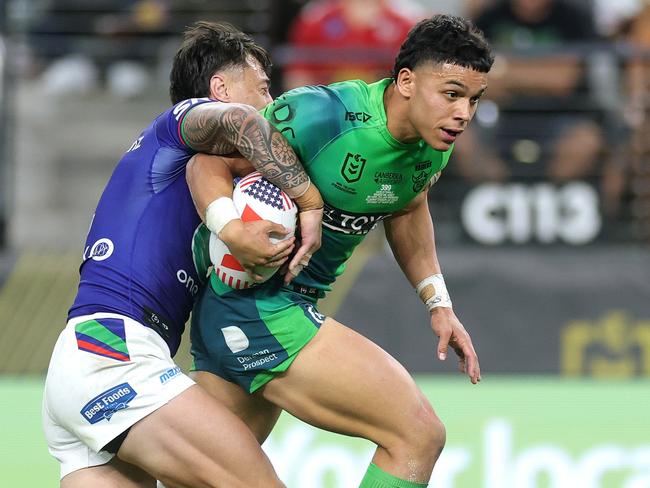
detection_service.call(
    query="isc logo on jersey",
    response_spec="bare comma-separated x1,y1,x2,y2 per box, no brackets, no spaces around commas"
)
209,172,297,289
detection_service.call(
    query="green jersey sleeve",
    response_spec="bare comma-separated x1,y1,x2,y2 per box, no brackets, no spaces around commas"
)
262,84,360,167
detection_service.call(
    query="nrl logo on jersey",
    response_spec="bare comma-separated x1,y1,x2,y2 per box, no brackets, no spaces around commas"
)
341,153,367,183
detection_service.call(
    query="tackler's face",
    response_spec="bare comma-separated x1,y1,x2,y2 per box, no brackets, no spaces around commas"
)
210,56,273,110
399,62,488,151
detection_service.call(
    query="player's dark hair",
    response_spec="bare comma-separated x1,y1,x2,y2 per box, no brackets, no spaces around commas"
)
392,14,493,78
169,21,272,104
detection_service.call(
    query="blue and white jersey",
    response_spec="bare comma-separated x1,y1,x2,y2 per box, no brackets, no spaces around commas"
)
69,98,215,356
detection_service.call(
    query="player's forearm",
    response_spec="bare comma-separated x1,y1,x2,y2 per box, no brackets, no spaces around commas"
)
182,102,311,199
186,154,238,219
385,196,442,286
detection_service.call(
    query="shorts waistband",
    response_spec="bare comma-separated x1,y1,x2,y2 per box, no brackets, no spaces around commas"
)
286,283,325,300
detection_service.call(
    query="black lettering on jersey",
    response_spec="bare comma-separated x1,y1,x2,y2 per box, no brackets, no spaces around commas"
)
331,181,357,195
345,111,372,123
280,127,296,140
415,160,432,172
374,171,403,184
322,203,390,235
270,103,295,124
341,153,367,183
270,103,296,139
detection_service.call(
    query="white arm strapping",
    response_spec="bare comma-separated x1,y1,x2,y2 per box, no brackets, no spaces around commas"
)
205,197,239,236
415,274,453,312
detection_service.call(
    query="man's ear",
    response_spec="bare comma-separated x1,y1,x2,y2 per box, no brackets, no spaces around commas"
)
395,68,415,99
209,73,229,101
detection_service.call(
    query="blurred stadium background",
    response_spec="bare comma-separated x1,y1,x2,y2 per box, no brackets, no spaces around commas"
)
0,0,649,486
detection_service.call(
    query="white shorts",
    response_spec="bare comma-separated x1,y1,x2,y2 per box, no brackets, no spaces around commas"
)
42,313,195,479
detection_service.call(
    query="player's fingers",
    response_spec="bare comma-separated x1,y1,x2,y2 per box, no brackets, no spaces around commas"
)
272,234,294,249
458,357,466,374
287,249,305,271
264,222,289,238
450,332,480,384
299,252,312,267
462,344,480,384
284,263,304,284
284,248,311,284
470,356,481,384
449,342,466,374
437,330,451,361
263,256,289,268
468,362,481,384
267,240,295,262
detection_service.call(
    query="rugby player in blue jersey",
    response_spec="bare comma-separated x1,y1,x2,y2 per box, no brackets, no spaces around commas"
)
42,22,323,487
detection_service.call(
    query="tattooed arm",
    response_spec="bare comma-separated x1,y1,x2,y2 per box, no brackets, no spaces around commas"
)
182,102,314,202
183,102,323,281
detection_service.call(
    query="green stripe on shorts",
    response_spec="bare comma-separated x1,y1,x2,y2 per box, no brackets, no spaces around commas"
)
75,319,129,356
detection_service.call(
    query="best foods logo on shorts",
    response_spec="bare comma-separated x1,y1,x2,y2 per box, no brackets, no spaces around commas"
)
80,383,137,424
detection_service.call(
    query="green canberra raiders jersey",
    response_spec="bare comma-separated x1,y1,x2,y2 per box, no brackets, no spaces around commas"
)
262,78,453,294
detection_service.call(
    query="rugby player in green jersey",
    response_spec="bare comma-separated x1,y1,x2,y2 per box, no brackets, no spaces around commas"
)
188,15,493,487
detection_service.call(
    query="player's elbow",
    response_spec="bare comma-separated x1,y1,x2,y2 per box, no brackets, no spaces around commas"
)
186,155,200,192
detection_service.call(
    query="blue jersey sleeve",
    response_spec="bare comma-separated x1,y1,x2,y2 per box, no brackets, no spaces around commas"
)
153,97,215,149
138,98,218,193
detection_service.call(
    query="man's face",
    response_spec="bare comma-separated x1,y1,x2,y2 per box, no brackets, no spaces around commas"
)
213,57,272,109
401,62,488,151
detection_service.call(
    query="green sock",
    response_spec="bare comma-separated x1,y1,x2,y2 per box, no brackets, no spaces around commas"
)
358,463,429,488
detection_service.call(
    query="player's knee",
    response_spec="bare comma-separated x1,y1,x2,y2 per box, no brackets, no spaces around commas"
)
405,399,446,459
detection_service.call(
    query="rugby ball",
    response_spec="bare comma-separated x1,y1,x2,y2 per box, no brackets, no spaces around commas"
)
209,172,297,289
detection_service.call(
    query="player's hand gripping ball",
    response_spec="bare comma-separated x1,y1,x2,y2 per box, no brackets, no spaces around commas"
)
209,172,297,289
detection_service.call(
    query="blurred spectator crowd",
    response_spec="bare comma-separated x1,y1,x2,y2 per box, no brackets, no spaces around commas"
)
1,0,649,244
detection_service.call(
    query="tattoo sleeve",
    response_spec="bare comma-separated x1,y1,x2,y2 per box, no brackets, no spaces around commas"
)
182,102,309,197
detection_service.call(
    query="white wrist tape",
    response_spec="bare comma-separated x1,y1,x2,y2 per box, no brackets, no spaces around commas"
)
415,274,452,311
205,197,239,236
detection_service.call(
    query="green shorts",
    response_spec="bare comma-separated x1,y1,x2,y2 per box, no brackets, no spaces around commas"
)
191,273,326,393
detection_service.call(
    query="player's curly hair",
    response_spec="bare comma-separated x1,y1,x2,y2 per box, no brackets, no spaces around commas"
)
169,21,272,104
392,14,494,78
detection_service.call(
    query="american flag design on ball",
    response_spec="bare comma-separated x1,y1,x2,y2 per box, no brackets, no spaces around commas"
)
214,251,251,289
209,172,298,289
238,172,295,212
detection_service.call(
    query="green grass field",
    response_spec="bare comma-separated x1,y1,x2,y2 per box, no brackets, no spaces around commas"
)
3,376,650,487
1,377,58,485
